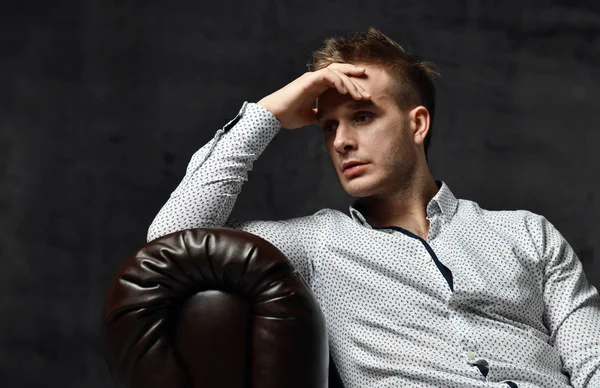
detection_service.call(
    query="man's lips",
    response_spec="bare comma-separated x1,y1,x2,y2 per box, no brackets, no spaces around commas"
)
342,162,369,177
342,161,369,170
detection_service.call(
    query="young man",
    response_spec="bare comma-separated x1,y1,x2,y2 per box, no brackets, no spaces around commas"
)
147,27,600,387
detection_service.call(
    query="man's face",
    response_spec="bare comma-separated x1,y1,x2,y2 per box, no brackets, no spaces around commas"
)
316,63,421,199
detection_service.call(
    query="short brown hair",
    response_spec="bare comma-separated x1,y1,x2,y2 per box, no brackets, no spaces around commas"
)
307,27,441,162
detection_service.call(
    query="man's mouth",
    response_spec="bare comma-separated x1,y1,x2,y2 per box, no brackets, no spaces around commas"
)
342,160,368,170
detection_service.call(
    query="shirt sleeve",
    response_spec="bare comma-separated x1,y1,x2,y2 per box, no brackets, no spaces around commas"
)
531,214,600,387
145,101,314,285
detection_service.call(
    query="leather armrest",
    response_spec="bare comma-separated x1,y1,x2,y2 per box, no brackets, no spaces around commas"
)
102,227,329,388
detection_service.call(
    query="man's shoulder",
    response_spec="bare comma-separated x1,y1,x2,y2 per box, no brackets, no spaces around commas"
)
456,199,550,254
264,207,349,227
227,207,349,231
298,207,350,225
456,197,543,225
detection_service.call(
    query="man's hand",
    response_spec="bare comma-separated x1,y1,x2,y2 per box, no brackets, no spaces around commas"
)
256,63,371,130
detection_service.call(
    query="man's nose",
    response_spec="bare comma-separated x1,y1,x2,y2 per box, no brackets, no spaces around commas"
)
332,123,357,152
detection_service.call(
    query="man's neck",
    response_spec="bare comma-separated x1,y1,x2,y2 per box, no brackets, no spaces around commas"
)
355,175,440,239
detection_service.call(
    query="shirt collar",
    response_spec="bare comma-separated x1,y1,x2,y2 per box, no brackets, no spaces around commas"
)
348,179,458,228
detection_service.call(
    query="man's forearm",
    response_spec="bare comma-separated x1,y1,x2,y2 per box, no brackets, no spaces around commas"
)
146,101,281,242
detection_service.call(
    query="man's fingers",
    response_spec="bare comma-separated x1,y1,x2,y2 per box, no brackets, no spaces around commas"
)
319,69,348,95
328,68,364,99
310,64,371,101
327,62,366,75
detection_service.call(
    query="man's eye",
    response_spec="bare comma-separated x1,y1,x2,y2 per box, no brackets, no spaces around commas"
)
322,123,337,132
355,112,373,122
322,113,373,132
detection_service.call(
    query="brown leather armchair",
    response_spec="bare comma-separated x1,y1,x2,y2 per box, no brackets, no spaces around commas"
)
102,227,345,388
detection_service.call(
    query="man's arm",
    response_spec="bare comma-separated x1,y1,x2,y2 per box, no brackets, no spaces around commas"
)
530,213,600,387
146,101,318,283
147,63,369,286
147,62,369,242
147,101,281,240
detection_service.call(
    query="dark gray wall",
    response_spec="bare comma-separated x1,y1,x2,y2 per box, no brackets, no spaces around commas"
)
1,0,598,386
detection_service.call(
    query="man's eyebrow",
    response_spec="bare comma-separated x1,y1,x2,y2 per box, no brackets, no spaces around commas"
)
315,100,378,121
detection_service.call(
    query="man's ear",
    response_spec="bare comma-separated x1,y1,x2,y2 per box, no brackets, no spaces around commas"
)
409,106,430,146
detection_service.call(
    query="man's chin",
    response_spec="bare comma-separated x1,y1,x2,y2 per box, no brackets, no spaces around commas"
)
340,179,377,198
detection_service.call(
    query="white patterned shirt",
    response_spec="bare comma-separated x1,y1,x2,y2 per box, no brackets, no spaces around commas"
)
147,101,600,388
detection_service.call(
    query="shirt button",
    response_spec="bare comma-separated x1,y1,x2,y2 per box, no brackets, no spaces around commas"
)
467,351,475,360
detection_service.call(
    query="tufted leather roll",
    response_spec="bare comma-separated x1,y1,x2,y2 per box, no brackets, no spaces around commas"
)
102,227,331,388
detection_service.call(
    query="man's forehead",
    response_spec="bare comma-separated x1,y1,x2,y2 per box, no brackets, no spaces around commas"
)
315,98,390,120
315,99,381,121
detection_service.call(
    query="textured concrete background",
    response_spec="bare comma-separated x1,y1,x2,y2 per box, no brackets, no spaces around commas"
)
1,0,598,386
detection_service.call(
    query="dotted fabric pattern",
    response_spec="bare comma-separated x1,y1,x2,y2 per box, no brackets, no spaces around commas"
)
147,101,600,388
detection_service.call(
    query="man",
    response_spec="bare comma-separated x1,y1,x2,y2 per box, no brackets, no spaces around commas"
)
147,27,600,387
